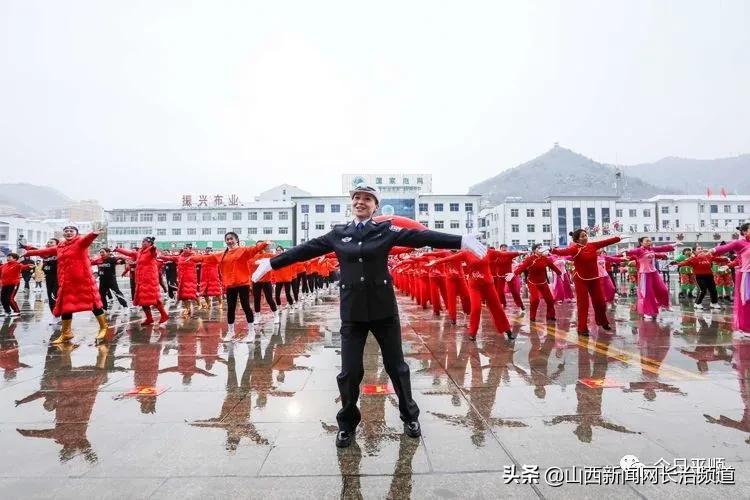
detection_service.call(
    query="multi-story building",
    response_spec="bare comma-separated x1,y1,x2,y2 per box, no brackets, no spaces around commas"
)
479,194,750,250
255,184,310,203
48,199,105,222
0,215,59,254
292,196,351,243
105,202,295,250
415,194,481,235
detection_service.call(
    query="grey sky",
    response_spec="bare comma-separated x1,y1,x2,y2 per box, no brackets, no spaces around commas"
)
1,0,748,208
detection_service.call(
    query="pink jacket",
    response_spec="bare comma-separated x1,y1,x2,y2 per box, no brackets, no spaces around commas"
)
626,245,674,273
714,240,750,272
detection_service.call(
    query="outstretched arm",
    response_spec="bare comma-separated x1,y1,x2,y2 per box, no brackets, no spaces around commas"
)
114,247,137,259
22,246,57,258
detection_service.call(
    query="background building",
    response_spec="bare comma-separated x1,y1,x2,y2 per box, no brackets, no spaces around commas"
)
48,199,104,223
105,202,295,249
0,215,59,255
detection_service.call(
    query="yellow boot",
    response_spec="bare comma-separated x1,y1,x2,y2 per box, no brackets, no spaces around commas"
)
52,319,74,344
95,314,109,343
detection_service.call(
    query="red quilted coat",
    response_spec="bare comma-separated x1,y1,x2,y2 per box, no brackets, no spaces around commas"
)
23,232,102,316
115,246,161,306
164,252,199,300
198,258,222,297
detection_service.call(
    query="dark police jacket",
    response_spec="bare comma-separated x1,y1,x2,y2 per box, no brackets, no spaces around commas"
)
270,219,461,322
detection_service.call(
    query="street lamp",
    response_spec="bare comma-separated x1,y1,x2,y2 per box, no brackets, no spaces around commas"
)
465,210,473,234
303,213,309,242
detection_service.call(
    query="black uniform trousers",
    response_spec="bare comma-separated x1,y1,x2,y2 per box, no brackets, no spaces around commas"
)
336,315,419,432
695,274,718,304
45,277,57,313
99,277,127,309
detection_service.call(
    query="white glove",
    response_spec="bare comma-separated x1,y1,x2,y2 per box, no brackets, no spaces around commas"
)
504,272,515,282
461,234,487,259
252,258,272,282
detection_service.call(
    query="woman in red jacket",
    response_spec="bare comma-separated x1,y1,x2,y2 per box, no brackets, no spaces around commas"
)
191,233,268,339
162,245,200,317
551,230,625,335
114,237,169,326
510,244,561,322
491,245,526,310
23,226,108,344
0,253,34,316
429,249,513,340
197,247,223,309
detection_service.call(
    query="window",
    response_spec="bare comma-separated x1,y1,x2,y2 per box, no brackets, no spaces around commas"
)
587,207,595,227
725,219,732,227
172,213,182,222
629,209,637,217
157,228,167,236
543,239,551,246
278,227,289,235
232,228,242,234
315,223,325,230
279,211,289,220
419,220,428,227
700,220,705,228
202,228,211,235
375,177,383,185
217,212,227,221
511,239,520,246
300,205,309,214
542,209,551,217
263,227,273,235
315,204,324,213
217,227,226,235
434,203,444,212
249,228,258,235
187,228,196,235
724,205,731,213
527,224,535,232
157,213,167,222
527,240,536,247
710,205,718,213
465,203,474,213
557,207,567,245
674,206,679,213
434,220,444,229
643,209,651,218
202,212,212,221
675,219,680,228
249,211,258,220
542,224,551,233
140,213,153,222
263,211,273,220
232,212,242,221
417,177,424,185
450,220,460,229
187,213,196,221
511,224,519,233
129,213,138,222
601,207,610,224
172,228,182,236
389,177,396,184
572,207,581,228
450,203,460,212
699,204,705,213
616,209,623,218
526,209,535,217
419,203,428,213
661,206,669,214
662,220,669,229
510,209,519,217
739,205,745,213
330,204,340,214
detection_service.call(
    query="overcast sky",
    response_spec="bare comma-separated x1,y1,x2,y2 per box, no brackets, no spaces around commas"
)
1,0,748,208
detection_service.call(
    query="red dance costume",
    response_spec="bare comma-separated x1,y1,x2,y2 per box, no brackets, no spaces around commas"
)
115,246,168,324
514,254,561,321
491,251,525,309
551,237,620,333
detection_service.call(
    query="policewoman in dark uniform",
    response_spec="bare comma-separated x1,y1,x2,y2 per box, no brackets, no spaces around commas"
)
253,184,487,447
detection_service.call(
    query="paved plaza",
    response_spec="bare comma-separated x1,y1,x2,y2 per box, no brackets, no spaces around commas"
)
1,283,748,499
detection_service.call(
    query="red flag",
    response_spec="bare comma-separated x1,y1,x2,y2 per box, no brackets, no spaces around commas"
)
706,187,713,198
720,187,727,198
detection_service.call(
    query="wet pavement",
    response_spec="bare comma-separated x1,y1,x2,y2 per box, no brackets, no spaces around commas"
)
1,282,749,499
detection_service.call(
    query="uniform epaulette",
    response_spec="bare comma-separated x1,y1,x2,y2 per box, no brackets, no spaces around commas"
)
389,225,403,232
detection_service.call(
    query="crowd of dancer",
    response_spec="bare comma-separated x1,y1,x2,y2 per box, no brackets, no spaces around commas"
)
1,222,749,342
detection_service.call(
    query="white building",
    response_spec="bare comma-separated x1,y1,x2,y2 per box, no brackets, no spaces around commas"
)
415,194,481,236
105,202,295,250
0,215,59,254
292,196,351,243
256,184,310,203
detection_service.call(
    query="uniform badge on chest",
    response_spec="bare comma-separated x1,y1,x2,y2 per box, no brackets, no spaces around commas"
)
342,237,352,243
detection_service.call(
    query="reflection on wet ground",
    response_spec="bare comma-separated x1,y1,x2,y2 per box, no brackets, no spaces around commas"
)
2,284,750,498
